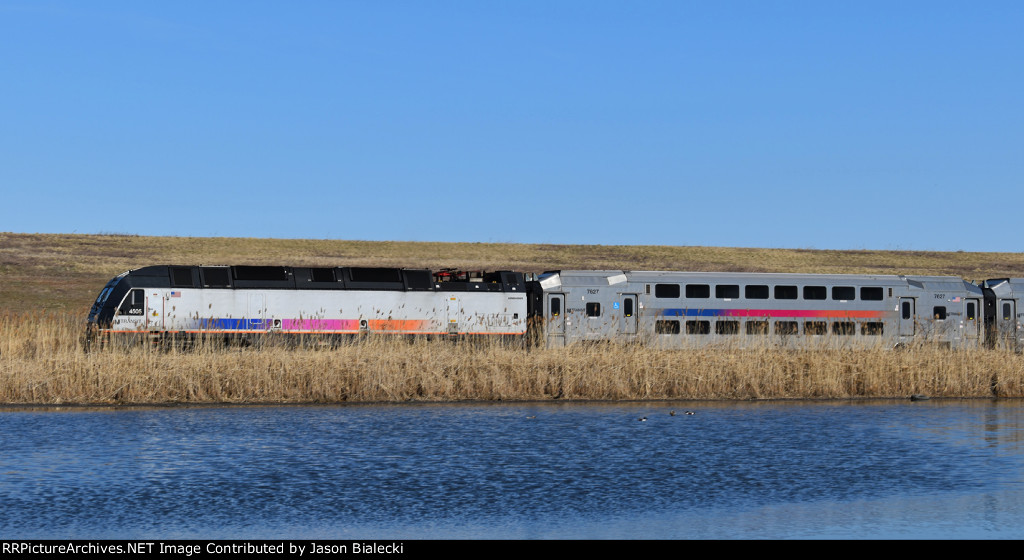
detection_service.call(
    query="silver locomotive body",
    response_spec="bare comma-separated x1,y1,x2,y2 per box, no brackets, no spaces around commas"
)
88,266,529,344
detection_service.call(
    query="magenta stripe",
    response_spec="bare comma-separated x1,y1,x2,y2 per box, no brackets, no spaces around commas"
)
280,319,360,331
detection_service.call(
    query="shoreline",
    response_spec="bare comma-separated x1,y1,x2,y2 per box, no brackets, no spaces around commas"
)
0,395,1015,410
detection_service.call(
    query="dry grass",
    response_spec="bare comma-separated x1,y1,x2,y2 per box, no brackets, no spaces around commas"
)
2,312,1022,404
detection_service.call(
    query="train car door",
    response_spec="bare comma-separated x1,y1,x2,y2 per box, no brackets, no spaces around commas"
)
546,293,565,347
619,294,638,335
146,290,164,331
999,299,1017,350
964,298,981,346
898,298,915,337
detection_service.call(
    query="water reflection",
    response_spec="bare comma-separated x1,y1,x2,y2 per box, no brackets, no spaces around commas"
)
1,400,1023,538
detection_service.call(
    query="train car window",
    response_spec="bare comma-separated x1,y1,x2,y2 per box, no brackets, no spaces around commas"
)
862,322,884,335
805,321,828,335
774,286,798,300
171,267,195,288
1003,303,1012,321
804,286,827,300
655,320,680,334
118,289,145,315
550,298,561,317
933,306,947,320
95,287,113,304
746,320,769,335
310,268,336,283
832,286,855,300
745,285,769,299
861,287,884,301
623,298,634,317
686,284,710,298
201,267,231,288
832,322,856,336
775,321,799,335
655,284,680,298
685,320,710,335
716,285,740,299
967,302,976,321
715,320,740,335
902,301,912,320
586,302,601,317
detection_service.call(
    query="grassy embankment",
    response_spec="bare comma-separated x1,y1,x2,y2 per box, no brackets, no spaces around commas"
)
2,232,1024,404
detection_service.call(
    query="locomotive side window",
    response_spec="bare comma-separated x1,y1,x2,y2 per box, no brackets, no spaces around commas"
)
550,298,561,317
745,285,769,299
686,320,710,335
861,287,884,301
933,306,947,320
586,302,601,317
832,287,855,300
686,284,710,298
804,286,827,300
715,285,739,299
655,320,680,334
1004,303,1012,321
775,286,798,300
655,284,680,298
118,289,145,316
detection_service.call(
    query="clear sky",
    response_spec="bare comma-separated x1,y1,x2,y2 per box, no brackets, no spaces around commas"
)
2,1,1022,252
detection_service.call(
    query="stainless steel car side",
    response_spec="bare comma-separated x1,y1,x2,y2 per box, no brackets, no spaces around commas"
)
538,270,989,349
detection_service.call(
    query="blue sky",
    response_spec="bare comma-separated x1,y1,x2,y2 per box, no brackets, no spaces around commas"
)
2,2,1022,252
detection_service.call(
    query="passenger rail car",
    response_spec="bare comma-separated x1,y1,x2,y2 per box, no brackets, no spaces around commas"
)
539,270,1001,349
87,266,1024,350
87,265,530,345
981,278,1024,350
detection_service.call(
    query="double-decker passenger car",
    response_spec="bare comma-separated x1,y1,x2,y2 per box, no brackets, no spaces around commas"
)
537,271,988,349
981,278,1024,351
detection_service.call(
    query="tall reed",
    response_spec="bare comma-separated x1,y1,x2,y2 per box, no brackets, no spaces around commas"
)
2,312,1022,404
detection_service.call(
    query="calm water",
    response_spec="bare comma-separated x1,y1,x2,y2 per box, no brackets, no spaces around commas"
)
1,400,1023,539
